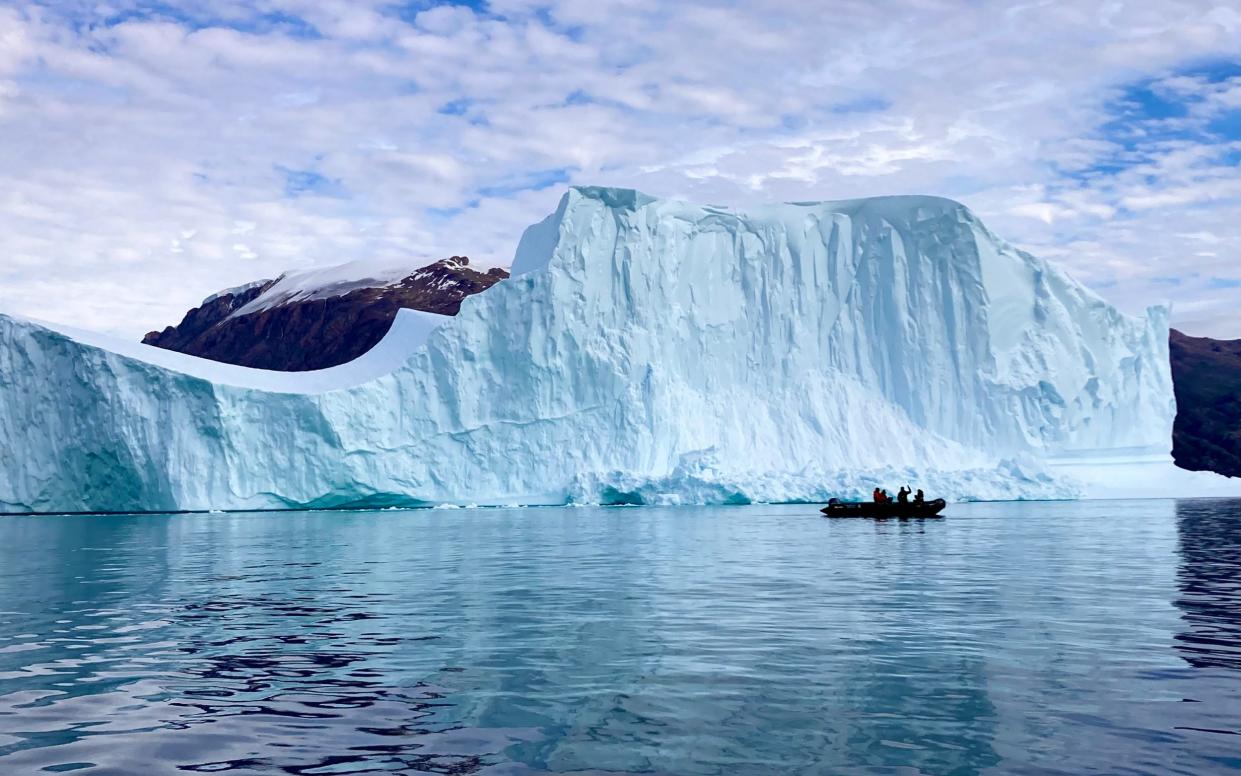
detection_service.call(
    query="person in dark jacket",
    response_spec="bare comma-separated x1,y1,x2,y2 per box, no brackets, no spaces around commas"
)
897,486,911,504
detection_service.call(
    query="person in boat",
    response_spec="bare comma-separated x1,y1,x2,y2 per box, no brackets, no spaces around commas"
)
873,487,888,504
897,486,911,504
914,489,925,505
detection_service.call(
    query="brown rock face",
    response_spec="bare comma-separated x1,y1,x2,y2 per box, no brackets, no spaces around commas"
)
1171,329,1241,479
142,257,507,372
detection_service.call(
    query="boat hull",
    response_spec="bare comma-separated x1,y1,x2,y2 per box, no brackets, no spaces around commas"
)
820,498,947,518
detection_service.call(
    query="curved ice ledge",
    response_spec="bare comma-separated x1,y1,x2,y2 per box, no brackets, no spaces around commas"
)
11,308,451,394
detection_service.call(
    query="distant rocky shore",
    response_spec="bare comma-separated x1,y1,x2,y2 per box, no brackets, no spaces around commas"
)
1171,330,1241,479
143,257,507,372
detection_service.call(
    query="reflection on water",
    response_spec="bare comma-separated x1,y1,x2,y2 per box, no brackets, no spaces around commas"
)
0,501,1239,774
167,592,479,775
1176,499,1241,670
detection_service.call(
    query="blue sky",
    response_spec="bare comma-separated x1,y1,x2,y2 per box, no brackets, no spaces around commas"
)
0,0,1239,336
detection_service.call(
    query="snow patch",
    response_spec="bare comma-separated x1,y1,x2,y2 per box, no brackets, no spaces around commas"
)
201,278,272,306
231,258,467,318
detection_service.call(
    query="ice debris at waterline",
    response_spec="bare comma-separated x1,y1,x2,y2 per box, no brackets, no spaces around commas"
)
1,187,1237,513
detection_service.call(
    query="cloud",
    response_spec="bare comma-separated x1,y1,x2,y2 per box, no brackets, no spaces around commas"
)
0,0,1239,338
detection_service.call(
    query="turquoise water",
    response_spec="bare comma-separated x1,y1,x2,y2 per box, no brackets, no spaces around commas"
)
0,500,1239,774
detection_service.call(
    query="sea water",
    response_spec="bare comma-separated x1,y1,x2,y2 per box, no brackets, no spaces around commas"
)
0,500,1239,775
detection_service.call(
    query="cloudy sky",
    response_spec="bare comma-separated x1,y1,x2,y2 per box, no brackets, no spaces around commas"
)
0,0,1239,338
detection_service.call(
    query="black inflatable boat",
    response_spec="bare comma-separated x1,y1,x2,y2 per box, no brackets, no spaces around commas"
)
820,498,947,518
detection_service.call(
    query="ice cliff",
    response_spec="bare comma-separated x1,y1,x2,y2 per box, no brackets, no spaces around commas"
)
0,187,1233,513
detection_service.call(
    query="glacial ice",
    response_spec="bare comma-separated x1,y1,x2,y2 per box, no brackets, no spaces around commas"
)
0,186,1236,513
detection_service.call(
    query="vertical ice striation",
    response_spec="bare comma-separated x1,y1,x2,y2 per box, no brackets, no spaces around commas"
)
508,188,1174,457
0,187,1225,513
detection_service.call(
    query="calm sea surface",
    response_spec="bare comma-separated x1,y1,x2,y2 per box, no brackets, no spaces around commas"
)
1,500,1239,775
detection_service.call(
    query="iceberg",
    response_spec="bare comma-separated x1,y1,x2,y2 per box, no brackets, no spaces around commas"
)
0,187,1235,513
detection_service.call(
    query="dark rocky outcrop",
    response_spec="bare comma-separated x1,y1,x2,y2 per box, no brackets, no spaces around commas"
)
143,257,507,372
142,279,275,357
1171,329,1241,479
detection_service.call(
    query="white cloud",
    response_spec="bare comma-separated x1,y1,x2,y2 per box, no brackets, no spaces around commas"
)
0,0,1238,337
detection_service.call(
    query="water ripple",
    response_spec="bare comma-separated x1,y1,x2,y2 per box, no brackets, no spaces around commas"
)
0,501,1239,773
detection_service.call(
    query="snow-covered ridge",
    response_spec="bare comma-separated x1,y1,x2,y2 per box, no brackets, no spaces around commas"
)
143,255,506,372
201,278,272,307
230,256,477,318
0,186,1235,513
